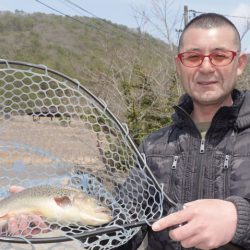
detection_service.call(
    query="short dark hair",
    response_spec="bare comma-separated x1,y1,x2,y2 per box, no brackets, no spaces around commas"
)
178,13,241,52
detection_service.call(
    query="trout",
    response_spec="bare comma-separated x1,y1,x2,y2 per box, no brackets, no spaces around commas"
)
0,185,113,226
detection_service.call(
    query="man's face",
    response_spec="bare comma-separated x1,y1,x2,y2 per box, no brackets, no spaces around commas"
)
175,26,247,107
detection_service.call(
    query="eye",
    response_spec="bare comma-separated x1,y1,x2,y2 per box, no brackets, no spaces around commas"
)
184,53,201,61
212,52,229,60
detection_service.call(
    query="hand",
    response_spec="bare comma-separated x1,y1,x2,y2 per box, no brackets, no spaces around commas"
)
5,214,49,237
1,186,50,237
152,199,237,249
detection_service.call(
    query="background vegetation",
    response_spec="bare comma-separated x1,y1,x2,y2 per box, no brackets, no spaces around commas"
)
0,10,249,145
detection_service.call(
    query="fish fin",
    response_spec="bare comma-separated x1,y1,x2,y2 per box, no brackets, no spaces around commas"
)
0,210,43,220
0,209,20,220
54,196,71,207
0,213,10,221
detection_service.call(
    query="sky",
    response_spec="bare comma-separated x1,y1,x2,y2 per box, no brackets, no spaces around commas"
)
0,0,250,51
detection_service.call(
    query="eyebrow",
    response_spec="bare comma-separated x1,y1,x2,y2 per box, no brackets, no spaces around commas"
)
184,47,231,52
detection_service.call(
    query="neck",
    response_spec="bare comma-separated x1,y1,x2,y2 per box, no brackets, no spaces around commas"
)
191,98,233,123
191,107,216,123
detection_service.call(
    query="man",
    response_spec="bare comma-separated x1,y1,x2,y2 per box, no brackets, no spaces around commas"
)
120,13,250,250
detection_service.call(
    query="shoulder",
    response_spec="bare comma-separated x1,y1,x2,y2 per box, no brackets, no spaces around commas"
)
139,124,175,153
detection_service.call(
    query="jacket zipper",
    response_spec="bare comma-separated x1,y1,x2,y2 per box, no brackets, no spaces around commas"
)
197,138,206,198
223,154,230,197
200,139,205,153
171,155,179,169
224,154,230,168
169,155,179,198
174,105,207,200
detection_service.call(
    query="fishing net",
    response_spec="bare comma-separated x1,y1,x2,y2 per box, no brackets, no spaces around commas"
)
0,60,165,250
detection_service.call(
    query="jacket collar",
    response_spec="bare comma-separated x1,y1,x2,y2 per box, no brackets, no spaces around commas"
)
172,89,245,130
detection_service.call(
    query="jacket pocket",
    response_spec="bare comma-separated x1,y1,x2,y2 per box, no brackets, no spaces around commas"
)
213,153,231,199
230,154,250,198
146,155,180,202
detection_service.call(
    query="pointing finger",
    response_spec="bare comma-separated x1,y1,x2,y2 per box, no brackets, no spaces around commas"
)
152,207,192,231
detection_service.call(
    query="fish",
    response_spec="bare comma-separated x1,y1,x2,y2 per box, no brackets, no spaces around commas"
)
0,185,113,226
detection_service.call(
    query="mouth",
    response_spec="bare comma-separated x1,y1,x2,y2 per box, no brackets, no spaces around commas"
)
197,80,217,85
94,206,113,222
94,206,111,215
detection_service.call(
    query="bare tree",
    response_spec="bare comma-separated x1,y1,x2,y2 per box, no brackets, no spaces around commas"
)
76,0,184,143
240,18,250,42
132,0,182,51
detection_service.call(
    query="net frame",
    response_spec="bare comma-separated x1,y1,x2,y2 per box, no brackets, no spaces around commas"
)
0,59,175,249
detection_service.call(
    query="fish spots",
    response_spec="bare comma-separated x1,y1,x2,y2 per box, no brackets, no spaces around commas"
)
54,196,71,207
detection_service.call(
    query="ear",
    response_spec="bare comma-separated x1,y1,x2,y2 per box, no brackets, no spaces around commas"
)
54,196,71,207
237,53,248,76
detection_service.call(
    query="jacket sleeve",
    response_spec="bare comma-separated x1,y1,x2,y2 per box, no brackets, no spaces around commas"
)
226,196,250,248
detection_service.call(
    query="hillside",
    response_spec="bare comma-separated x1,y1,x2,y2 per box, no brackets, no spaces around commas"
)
0,11,162,76
0,11,180,144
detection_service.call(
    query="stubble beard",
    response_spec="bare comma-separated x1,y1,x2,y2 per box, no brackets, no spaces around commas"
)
192,90,232,107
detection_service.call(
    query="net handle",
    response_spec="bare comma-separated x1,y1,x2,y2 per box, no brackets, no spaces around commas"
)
0,219,158,244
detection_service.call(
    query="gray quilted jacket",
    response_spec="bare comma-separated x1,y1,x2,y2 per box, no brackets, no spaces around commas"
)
117,89,250,250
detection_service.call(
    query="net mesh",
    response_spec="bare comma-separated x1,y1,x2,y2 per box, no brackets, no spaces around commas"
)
0,60,163,249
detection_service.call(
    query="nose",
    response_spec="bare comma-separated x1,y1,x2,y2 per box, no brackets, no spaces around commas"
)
199,56,215,72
